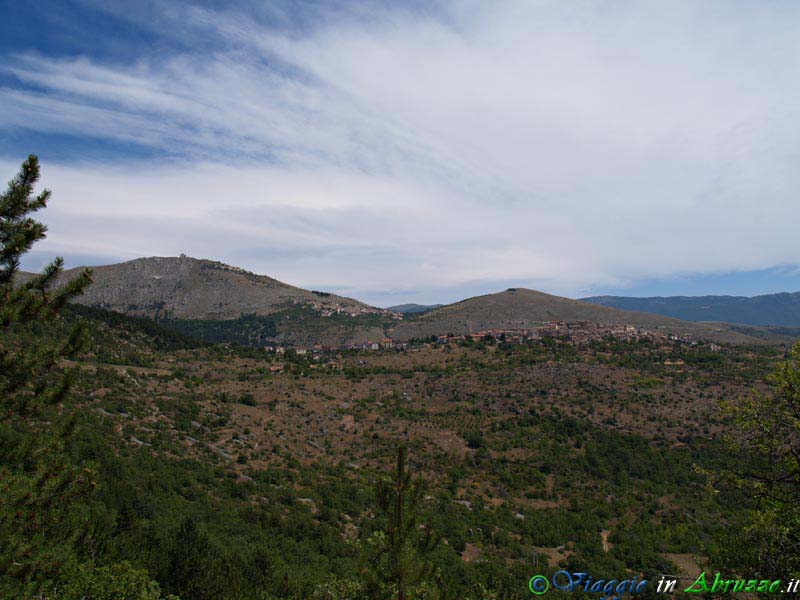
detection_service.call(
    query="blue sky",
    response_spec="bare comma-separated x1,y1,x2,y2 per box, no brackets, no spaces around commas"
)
2,0,800,306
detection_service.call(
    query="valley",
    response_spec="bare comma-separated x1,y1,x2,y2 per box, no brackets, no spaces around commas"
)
36,303,785,597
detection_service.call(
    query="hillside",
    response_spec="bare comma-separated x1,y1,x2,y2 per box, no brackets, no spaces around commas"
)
583,292,800,327
23,255,381,320
19,256,397,346
389,288,768,344
20,301,783,597
386,303,444,314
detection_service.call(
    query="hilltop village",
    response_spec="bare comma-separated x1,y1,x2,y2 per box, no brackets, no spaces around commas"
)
263,320,722,357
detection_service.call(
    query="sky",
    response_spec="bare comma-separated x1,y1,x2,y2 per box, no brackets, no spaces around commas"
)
2,0,800,306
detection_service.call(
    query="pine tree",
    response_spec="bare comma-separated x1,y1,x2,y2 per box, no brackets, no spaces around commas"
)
0,155,93,595
713,342,800,577
367,445,443,600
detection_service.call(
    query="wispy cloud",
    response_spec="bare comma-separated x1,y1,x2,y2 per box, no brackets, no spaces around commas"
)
2,0,800,305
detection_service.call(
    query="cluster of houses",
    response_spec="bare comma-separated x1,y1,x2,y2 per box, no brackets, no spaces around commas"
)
263,321,719,358
300,297,401,320
428,321,675,345
313,304,400,319
264,338,407,356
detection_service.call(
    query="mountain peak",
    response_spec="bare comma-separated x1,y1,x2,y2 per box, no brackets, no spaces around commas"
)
389,286,763,344
45,256,376,321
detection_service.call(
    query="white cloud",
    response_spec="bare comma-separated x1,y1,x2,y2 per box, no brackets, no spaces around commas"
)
3,0,800,305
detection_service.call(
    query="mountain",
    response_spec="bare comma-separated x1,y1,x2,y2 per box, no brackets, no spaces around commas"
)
18,256,394,347
386,303,444,314
23,255,379,320
20,259,782,346
389,288,768,344
582,292,800,327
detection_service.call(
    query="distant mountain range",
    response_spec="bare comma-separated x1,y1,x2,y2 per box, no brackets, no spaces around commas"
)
19,257,792,346
386,303,444,314
582,292,800,327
